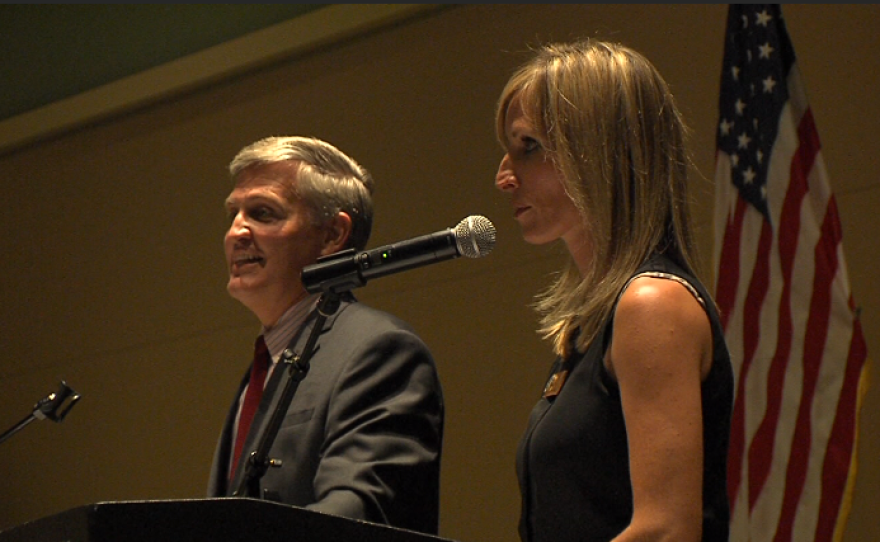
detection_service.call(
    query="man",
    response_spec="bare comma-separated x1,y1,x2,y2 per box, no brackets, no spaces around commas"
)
207,136,444,535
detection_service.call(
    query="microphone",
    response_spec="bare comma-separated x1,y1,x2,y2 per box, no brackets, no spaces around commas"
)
301,215,496,294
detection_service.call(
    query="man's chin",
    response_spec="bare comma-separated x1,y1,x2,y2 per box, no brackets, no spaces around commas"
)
227,280,255,303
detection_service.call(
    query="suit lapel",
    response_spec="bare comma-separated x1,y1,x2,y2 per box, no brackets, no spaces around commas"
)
230,298,353,491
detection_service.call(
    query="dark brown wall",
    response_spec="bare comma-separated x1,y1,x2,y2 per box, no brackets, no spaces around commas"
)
0,5,877,541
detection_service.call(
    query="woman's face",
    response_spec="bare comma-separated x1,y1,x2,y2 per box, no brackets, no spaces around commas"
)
496,97,585,248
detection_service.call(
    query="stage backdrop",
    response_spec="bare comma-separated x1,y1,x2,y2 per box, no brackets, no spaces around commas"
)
0,5,877,542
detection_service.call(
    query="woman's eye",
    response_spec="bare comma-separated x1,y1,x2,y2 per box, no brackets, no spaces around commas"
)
522,137,540,154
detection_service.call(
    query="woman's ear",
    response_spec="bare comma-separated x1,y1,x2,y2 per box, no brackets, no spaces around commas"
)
320,212,353,256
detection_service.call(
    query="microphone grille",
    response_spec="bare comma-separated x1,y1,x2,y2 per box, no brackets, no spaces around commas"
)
453,215,497,258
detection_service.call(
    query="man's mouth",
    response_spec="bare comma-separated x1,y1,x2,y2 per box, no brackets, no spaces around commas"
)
232,254,264,269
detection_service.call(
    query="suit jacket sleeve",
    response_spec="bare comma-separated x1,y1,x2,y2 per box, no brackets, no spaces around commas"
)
309,320,444,533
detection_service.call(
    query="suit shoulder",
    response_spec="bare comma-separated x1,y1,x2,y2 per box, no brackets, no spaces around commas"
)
336,300,418,334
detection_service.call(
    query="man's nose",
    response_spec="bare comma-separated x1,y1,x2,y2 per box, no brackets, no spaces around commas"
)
226,212,251,240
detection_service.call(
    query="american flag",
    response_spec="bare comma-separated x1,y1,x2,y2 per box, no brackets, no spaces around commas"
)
713,4,869,541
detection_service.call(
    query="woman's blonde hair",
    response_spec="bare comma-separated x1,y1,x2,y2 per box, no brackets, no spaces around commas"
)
496,39,699,357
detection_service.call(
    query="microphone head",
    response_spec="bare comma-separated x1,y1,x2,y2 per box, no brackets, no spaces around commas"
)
453,215,496,258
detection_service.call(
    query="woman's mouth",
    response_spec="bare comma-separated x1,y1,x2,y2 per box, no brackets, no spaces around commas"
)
514,206,530,219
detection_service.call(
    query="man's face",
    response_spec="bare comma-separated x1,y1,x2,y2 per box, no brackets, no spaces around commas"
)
223,161,326,325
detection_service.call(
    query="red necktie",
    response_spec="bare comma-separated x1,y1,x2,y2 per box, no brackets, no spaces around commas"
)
230,335,271,480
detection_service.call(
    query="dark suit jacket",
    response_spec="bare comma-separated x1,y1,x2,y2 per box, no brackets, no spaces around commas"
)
208,297,444,534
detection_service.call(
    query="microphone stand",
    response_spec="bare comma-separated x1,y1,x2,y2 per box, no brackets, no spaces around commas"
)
232,290,342,498
0,381,81,445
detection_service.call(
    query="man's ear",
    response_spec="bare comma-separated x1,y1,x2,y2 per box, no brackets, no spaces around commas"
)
320,212,353,256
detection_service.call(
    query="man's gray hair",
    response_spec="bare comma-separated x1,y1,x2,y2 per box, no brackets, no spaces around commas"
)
230,136,374,251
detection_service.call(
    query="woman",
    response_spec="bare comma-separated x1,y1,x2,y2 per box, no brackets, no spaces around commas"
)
494,39,733,542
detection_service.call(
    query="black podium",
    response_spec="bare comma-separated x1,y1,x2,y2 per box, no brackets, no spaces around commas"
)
0,498,460,542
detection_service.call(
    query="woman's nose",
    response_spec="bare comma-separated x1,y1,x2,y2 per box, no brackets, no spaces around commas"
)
496,156,519,192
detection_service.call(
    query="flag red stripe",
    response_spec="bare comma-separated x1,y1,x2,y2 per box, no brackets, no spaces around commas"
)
773,109,827,542
735,216,773,508
815,314,867,541
718,194,750,506
746,165,807,511
716,193,747,330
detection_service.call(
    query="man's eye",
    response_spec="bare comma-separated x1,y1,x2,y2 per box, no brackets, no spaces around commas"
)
252,207,274,221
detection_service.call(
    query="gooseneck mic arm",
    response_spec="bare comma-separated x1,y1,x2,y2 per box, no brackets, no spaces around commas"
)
0,381,81,445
